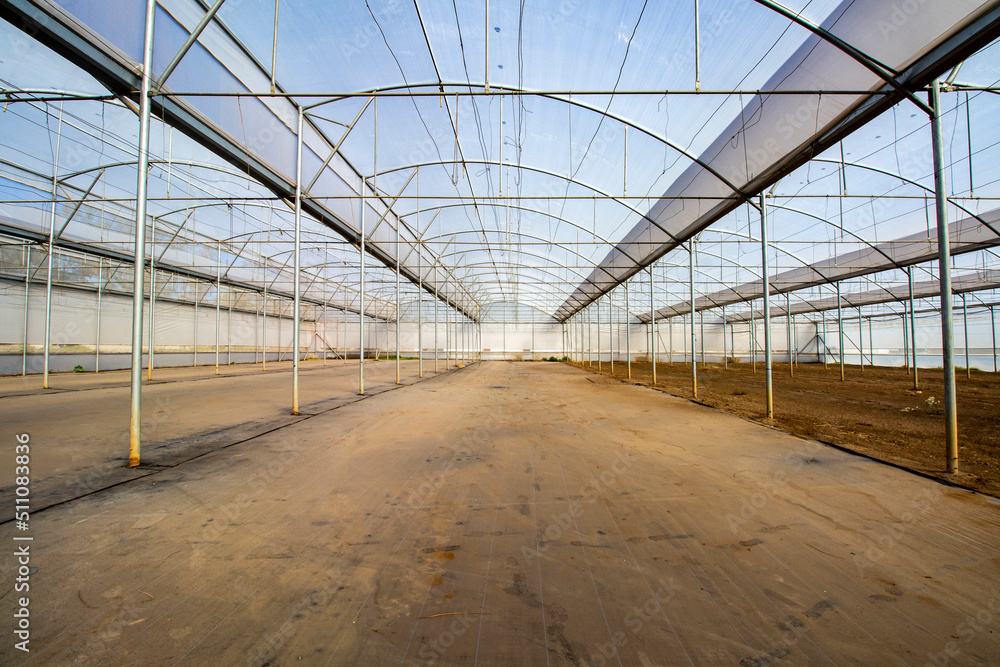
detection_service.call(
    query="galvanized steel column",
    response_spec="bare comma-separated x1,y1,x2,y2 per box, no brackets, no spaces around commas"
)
610,295,614,374
597,296,602,371
931,79,958,472
991,305,996,373
215,242,221,375
261,275,267,370
786,292,793,377
625,281,631,379
837,282,845,382
690,242,697,398
128,0,156,467
147,218,156,380
292,107,303,413
722,304,728,370
22,245,30,376
649,266,656,385
962,294,970,379
43,103,64,389
909,266,918,387
395,202,400,384
760,194,773,418
96,257,102,373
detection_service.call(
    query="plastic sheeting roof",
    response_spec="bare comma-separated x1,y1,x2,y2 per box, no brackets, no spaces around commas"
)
1,0,1000,324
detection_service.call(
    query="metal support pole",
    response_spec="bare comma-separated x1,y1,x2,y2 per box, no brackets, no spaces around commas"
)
128,0,155,467
268,0,280,92
793,315,798,368
690,243,697,398
931,79,959,473
322,305,327,366
22,245,30,376
147,218,155,380
868,316,873,370
610,296,614,374
722,304,728,370
903,310,909,373
292,106,303,414
95,257,102,373
761,194,773,418
215,242,221,375
418,245,423,378
194,282,200,367
822,316,828,369
626,281,631,379
597,297,602,371
669,317,674,364
649,266,656,385
261,277,267,370
43,102,64,389
962,294,970,379
227,294,232,366
361,101,374,395
786,292,793,377
909,266,918,388
694,0,701,91
434,281,438,373
837,283,845,382
859,308,865,372
991,305,997,373
395,211,400,384
699,308,705,365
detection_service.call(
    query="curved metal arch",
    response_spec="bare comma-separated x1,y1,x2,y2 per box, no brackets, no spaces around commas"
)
765,201,938,289
809,158,1000,238
688,226,910,315
429,260,586,300
420,228,604,278
419,225,621,303
427,265,580,307
637,221,891,321
149,201,485,315
430,242,596,291
56,157,276,190
477,299,567,321
306,82,755,205
400,201,643,266
367,159,685,247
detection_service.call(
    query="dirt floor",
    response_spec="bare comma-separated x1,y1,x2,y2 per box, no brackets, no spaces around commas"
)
573,359,1000,496
0,358,454,520
3,361,1000,665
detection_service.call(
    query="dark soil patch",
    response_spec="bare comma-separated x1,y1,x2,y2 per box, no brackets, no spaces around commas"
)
574,360,1000,496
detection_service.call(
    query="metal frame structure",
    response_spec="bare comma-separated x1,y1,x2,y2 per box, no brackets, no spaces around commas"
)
1,0,999,473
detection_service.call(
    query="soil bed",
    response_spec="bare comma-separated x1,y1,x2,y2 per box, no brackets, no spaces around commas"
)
572,359,1000,496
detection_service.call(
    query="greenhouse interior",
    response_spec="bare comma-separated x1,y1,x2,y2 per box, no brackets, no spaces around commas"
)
2,0,1000,664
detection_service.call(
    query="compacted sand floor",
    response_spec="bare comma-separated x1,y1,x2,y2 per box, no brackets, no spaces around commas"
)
2,361,999,665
